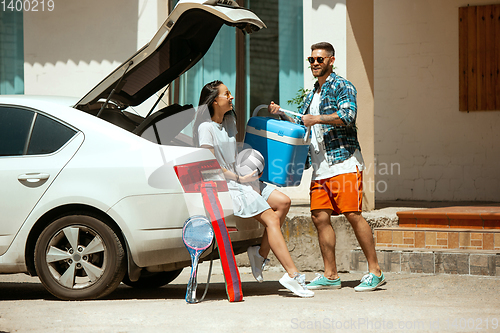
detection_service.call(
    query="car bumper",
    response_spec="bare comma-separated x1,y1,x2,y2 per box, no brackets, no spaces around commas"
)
107,191,264,268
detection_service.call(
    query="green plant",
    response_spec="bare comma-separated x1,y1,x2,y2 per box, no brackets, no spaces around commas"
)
287,87,311,111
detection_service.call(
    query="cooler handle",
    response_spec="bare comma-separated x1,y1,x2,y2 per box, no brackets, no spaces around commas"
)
278,108,312,142
252,104,311,143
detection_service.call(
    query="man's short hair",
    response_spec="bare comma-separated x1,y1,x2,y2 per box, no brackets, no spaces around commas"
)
311,42,335,57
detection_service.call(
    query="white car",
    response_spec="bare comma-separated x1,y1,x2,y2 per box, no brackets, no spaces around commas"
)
0,0,266,300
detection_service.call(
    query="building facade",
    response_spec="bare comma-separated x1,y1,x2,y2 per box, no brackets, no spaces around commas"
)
2,0,499,208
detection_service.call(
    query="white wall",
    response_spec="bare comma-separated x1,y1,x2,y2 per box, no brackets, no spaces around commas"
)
375,0,500,201
281,0,378,208
303,0,347,82
24,0,167,104
279,0,350,203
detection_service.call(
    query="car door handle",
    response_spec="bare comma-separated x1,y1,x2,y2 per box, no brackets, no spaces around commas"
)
18,173,50,182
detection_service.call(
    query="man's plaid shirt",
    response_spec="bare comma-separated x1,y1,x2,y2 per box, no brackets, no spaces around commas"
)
294,72,361,167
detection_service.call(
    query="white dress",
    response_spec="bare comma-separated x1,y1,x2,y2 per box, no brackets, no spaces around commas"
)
197,118,274,218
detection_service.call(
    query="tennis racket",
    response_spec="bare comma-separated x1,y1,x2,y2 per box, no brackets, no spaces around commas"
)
182,215,214,304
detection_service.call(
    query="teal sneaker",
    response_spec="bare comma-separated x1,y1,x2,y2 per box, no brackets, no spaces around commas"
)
306,273,341,290
354,272,386,292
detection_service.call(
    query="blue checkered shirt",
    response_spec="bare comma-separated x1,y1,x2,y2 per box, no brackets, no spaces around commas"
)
294,72,361,167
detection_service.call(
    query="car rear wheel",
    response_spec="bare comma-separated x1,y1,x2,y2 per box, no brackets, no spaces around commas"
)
34,214,127,300
122,269,183,289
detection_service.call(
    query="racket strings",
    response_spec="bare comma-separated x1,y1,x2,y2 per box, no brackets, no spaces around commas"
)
184,221,214,250
182,216,215,304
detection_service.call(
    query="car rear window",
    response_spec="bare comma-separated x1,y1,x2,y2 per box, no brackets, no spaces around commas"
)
0,107,34,156
27,114,77,155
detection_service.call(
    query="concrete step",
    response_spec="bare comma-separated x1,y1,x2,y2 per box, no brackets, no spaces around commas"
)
374,227,500,250
397,206,500,229
357,206,500,277
351,248,500,277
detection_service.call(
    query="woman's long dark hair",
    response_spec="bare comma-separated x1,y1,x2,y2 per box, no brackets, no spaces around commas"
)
193,80,236,147
198,80,223,118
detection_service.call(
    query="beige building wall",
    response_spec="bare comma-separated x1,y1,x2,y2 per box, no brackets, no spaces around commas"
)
347,0,375,210
25,0,498,204
375,0,500,201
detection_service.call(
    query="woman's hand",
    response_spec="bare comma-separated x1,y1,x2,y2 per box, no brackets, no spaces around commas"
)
238,171,259,183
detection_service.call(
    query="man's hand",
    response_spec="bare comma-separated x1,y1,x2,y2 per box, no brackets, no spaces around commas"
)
268,102,284,116
268,101,296,123
302,114,320,127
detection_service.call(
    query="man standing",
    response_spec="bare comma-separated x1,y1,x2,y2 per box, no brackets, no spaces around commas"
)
269,42,385,291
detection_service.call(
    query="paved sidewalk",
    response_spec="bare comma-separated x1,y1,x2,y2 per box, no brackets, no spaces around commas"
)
1,201,498,333
0,264,499,332
178,264,500,332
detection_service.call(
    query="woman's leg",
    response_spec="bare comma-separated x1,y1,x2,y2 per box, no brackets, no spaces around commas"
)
259,190,291,258
254,209,297,277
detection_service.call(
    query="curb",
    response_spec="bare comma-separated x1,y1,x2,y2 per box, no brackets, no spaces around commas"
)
351,248,500,277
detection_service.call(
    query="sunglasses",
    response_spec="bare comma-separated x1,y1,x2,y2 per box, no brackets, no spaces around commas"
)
307,56,328,64
218,90,232,99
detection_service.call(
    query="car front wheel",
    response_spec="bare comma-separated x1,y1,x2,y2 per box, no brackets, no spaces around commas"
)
34,214,127,300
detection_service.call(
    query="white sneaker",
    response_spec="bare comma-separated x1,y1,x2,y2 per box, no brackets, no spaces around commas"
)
279,273,314,298
247,246,267,283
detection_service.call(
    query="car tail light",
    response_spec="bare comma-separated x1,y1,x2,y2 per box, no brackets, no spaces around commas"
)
174,159,228,193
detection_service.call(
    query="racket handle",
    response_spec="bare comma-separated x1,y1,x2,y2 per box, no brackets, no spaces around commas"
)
186,269,198,303
186,256,200,304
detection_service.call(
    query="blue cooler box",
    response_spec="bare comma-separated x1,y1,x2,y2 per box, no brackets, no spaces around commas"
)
244,117,310,187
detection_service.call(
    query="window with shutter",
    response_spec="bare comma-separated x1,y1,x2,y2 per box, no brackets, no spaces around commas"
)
459,5,500,112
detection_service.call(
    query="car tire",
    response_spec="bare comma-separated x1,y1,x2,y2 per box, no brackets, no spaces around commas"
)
122,269,183,289
34,214,127,300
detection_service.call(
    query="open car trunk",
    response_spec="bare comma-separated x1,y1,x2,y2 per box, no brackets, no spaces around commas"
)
74,0,265,137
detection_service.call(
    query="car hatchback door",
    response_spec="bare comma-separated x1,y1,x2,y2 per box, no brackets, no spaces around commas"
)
0,106,83,255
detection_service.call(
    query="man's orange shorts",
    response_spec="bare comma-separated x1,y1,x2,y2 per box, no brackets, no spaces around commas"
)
310,168,363,215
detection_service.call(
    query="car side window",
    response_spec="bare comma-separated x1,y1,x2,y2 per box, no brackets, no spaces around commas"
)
0,107,35,156
27,113,77,155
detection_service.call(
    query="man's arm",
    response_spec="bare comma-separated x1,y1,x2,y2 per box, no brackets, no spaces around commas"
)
303,81,357,127
302,113,345,127
279,113,295,123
